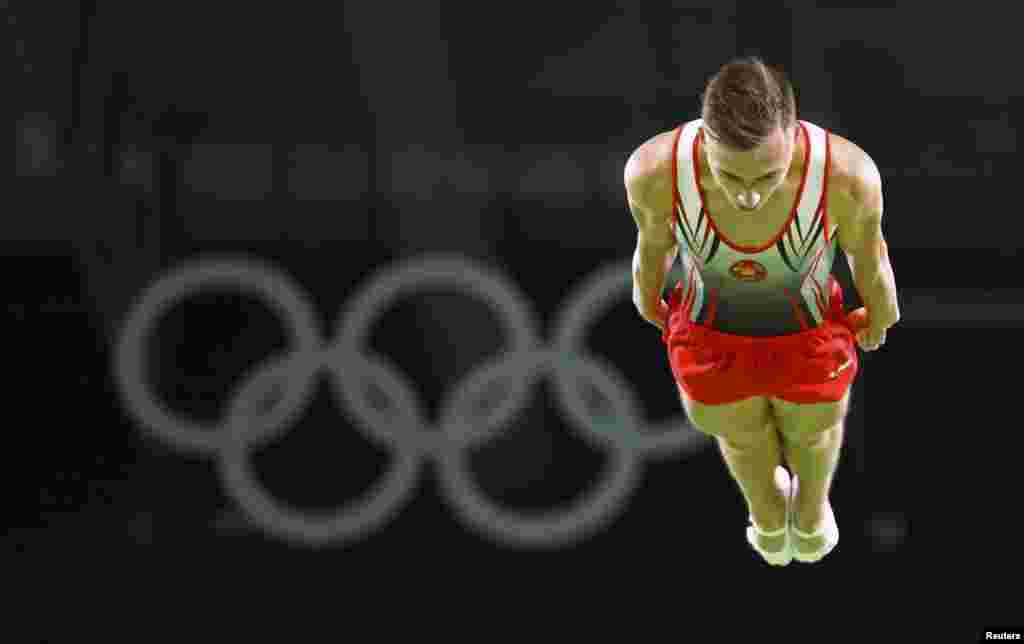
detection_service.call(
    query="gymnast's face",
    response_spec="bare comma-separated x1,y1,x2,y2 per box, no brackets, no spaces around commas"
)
702,124,799,213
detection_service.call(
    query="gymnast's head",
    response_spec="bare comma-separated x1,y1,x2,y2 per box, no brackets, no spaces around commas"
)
699,56,799,213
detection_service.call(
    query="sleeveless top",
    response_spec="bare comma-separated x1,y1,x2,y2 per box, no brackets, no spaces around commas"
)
670,118,838,337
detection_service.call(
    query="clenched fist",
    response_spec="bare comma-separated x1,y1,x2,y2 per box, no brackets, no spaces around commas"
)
638,297,670,334
846,306,894,352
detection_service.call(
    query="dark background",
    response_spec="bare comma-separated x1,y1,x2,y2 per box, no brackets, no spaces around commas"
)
5,1,1021,636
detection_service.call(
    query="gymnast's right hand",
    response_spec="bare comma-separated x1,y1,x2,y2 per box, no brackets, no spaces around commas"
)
638,297,670,334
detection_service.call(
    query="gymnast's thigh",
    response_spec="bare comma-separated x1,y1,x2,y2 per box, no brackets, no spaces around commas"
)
677,386,774,441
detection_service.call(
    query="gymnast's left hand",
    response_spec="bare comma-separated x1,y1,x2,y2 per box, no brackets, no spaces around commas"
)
848,306,896,352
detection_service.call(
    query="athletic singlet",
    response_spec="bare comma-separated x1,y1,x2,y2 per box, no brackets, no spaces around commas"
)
670,118,838,337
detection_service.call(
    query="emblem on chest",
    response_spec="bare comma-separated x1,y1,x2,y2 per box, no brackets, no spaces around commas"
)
729,259,768,282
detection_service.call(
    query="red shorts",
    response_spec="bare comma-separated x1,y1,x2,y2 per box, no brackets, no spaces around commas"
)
662,277,859,406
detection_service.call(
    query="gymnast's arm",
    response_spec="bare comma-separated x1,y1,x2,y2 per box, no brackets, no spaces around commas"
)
835,148,900,334
624,145,679,333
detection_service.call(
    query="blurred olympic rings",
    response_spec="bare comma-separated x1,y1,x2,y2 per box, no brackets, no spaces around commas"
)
113,255,707,549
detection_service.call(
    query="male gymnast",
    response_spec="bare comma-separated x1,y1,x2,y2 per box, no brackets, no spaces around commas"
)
624,56,899,565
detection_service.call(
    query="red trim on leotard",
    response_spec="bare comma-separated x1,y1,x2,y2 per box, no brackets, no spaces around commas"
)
809,274,829,319
782,286,810,331
670,125,685,234
682,264,697,319
703,288,719,328
822,128,832,244
692,122,811,254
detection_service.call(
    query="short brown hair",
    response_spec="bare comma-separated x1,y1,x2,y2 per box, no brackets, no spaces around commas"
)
700,56,797,151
